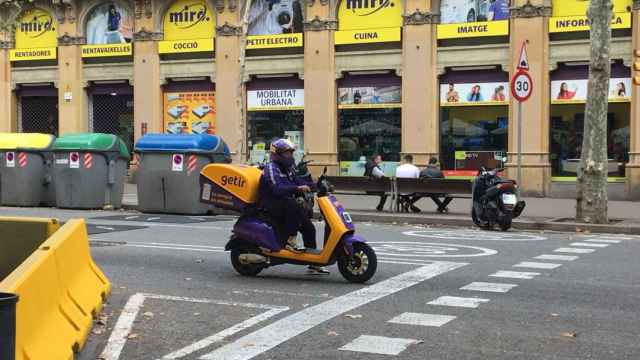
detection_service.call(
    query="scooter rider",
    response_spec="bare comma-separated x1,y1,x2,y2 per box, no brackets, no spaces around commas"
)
258,138,329,275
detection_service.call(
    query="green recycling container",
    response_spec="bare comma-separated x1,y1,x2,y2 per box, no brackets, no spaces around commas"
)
52,133,130,209
0,133,56,207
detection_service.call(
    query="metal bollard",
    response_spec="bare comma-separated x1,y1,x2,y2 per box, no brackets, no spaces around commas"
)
0,293,18,360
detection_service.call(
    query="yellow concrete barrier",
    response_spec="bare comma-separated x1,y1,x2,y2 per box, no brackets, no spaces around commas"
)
0,217,111,360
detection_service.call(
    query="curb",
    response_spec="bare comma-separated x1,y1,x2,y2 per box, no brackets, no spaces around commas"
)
344,212,640,235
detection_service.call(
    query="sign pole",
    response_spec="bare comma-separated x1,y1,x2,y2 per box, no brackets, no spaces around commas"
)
517,101,522,192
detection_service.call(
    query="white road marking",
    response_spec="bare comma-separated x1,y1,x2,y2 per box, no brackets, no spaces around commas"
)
100,293,288,360
554,247,595,254
460,282,517,293
370,241,497,258
403,229,547,241
93,221,226,231
428,296,489,308
95,225,115,231
583,239,621,244
189,217,207,222
378,260,434,266
232,289,332,299
125,244,226,253
135,242,224,250
146,217,161,221
513,262,562,270
489,270,540,279
570,242,610,248
534,254,579,261
388,312,456,327
124,215,139,220
199,261,466,360
339,335,421,355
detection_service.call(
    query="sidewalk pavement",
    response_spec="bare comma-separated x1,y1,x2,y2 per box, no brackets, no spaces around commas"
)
122,183,640,235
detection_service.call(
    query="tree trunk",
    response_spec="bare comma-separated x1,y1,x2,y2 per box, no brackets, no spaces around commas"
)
576,0,612,224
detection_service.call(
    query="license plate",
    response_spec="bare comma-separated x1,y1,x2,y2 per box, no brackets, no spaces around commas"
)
502,194,517,205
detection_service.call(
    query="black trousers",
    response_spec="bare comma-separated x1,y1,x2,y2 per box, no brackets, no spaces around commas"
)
265,197,317,249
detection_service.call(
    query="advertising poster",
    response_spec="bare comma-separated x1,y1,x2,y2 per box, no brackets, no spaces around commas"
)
159,0,215,54
440,82,510,105
550,78,631,103
338,85,401,107
246,0,303,49
247,89,304,111
549,0,631,32
10,8,58,61
335,0,402,45
83,2,133,57
438,0,509,39
164,91,216,134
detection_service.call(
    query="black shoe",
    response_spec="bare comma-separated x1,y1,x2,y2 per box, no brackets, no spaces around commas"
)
376,204,384,212
410,205,421,213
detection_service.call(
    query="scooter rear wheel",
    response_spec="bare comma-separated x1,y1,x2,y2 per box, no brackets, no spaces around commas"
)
230,248,264,276
338,243,377,283
499,213,513,231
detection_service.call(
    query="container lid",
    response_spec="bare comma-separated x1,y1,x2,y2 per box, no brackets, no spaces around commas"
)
0,133,55,150
53,133,130,159
135,134,225,153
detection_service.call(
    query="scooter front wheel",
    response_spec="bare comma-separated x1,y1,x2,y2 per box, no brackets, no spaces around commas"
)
338,243,377,283
230,248,264,277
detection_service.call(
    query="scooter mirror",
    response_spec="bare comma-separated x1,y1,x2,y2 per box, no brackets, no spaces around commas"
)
323,166,327,175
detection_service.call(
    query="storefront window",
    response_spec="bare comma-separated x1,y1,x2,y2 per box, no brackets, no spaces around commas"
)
550,103,629,178
337,74,402,176
440,106,508,174
248,110,304,164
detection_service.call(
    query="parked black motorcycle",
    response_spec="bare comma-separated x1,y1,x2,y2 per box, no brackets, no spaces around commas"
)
471,167,526,231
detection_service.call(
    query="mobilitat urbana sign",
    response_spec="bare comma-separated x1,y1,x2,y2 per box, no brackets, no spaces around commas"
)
247,89,304,111
549,0,631,33
10,8,58,61
335,0,402,45
159,0,215,54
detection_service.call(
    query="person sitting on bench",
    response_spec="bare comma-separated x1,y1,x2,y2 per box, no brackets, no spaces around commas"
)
419,157,449,213
395,154,422,213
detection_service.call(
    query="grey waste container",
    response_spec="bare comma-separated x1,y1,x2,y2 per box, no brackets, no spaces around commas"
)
0,133,56,207
135,134,231,214
0,292,18,360
52,133,130,209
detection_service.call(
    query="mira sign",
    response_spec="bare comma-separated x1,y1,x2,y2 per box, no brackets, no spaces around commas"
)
10,8,58,61
159,0,215,54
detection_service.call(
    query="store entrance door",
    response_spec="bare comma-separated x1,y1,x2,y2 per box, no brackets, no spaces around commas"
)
89,83,134,152
17,85,58,135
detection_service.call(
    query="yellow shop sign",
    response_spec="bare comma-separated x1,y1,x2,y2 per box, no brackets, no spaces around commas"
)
437,20,509,39
552,0,631,17
338,0,403,30
335,27,401,45
246,33,303,49
9,47,57,61
549,13,631,33
159,38,214,54
163,0,214,42
81,43,132,58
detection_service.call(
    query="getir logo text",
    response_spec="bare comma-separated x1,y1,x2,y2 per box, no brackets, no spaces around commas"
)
169,2,210,29
346,0,395,16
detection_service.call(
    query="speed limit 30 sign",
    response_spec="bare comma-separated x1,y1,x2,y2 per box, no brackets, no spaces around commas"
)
511,70,533,102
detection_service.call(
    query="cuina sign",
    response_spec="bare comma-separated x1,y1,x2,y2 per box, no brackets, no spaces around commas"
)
335,0,402,45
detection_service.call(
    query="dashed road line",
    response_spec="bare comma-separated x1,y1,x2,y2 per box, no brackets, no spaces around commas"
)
534,254,579,261
198,261,466,360
570,242,610,248
554,247,595,254
428,296,490,309
513,261,562,270
583,239,621,244
388,313,456,327
339,335,421,356
460,282,517,293
489,270,540,279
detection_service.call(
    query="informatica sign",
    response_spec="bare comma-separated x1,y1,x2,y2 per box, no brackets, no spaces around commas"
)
437,0,509,39
549,0,631,33
335,0,403,45
159,0,215,54
247,89,304,111
10,8,58,61
247,0,303,49
82,2,133,58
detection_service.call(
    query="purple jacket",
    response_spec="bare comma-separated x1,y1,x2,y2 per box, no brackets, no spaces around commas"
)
258,162,312,207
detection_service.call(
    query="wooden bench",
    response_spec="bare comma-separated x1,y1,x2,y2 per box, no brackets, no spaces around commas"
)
395,178,472,213
325,176,393,195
